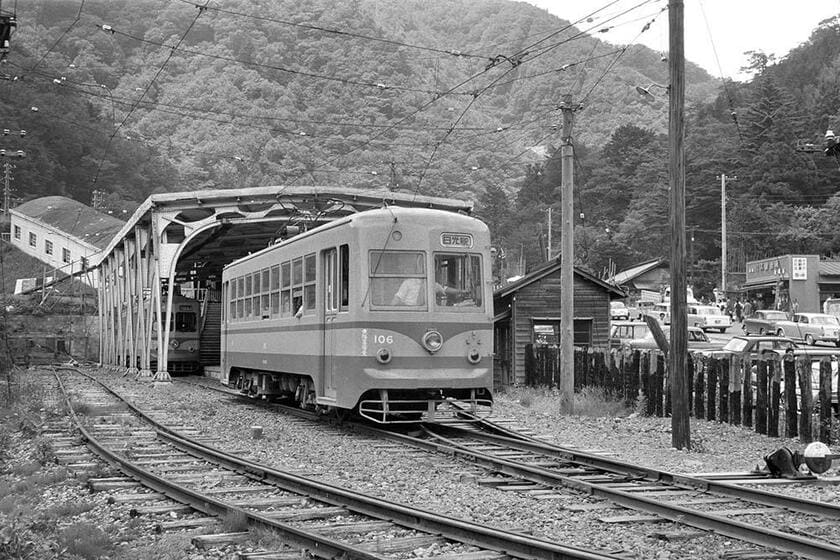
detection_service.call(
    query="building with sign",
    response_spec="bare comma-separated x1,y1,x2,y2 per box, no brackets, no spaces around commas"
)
742,254,840,313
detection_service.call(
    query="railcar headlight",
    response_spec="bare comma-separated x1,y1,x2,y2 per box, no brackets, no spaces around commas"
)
467,349,481,364
169,338,180,349
376,348,392,364
422,330,443,353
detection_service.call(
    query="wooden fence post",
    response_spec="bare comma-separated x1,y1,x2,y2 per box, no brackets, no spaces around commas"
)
819,357,832,445
784,354,797,438
525,344,535,386
755,358,768,435
687,353,694,413
741,356,753,429
768,358,780,438
729,356,741,425
718,357,729,423
707,358,717,421
694,356,705,419
657,353,665,417
630,350,641,408
797,357,813,443
640,351,651,414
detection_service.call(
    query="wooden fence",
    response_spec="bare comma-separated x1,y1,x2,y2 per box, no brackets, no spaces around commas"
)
524,344,837,444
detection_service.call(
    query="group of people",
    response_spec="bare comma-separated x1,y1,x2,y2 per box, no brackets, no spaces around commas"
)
717,297,762,322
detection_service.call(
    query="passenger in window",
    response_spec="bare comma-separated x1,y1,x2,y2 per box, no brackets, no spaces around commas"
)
392,278,426,306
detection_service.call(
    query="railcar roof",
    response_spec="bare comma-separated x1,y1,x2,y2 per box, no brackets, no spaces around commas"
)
222,205,482,272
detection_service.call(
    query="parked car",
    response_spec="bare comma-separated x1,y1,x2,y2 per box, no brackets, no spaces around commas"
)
773,313,840,347
687,304,731,333
707,335,840,361
608,321,650,348
624,326,722,352
742,309,789,335
610,301,630,321
712,335,797,360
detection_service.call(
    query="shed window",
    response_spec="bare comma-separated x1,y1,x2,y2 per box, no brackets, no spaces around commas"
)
532,319,593,347
45,239,53,255
29,232,36,247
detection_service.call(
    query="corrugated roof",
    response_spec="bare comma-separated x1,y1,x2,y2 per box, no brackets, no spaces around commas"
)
820,261,840,276
610,258,666,286
13,196,125,250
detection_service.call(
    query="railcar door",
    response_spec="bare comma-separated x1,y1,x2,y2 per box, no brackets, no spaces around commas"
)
321,248,338,399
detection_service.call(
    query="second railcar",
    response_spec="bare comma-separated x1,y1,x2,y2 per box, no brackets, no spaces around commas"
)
149,294,201,375
220,206,494,422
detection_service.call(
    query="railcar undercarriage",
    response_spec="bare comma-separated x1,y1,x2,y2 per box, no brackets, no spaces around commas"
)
227,368,492,423
228,368,317,409
357,388,493,423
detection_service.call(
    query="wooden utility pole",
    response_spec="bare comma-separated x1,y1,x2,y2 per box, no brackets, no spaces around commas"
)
718,173,736,296
559,94,576,414
669,0,690,449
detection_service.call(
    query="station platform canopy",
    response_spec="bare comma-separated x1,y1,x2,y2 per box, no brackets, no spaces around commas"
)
95,185,473,284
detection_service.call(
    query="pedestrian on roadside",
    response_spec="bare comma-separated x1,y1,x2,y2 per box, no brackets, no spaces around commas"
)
735,300,743,322
743,299,753,319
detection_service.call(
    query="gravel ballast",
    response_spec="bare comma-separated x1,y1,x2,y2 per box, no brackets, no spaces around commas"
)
3,368,840,559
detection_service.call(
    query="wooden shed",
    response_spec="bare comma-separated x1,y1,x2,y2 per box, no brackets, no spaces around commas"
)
493,257,625,388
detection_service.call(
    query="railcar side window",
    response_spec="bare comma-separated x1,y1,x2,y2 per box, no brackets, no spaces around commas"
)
270,265,280,315
259,268,270,318
369,251,426,308
340,244,349,309
433,253,483,309
281,261,291,317
304,254,316,312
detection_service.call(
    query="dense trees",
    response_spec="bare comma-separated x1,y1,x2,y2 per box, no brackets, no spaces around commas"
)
4,1,840,293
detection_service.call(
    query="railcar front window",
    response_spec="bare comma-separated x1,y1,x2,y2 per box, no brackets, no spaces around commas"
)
369,251,426,308
175,312,196,332
433,253,483,309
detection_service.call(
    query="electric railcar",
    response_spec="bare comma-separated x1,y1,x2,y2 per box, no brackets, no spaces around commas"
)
220,206,494,422
149,294,202,375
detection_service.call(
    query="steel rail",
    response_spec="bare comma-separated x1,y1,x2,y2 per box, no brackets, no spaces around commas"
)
56,368,625,560
453,419,840,520
187,379,840,557
52,369,389,560
411,425,840,560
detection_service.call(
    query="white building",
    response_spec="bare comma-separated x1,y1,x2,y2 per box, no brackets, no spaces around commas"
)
9,196,125,288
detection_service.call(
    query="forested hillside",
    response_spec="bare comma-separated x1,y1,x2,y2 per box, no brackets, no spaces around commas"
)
3,0,840,297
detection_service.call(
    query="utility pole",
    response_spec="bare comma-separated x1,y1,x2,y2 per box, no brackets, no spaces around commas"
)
668,0,690,450
2,160,11,215
547,207,552,259
718,173,736,296
1,129,26,215
559,94,578,414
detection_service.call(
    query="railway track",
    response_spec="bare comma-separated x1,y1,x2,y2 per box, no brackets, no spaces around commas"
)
52,367,629,560
179,374,840,559
364,415,840,560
